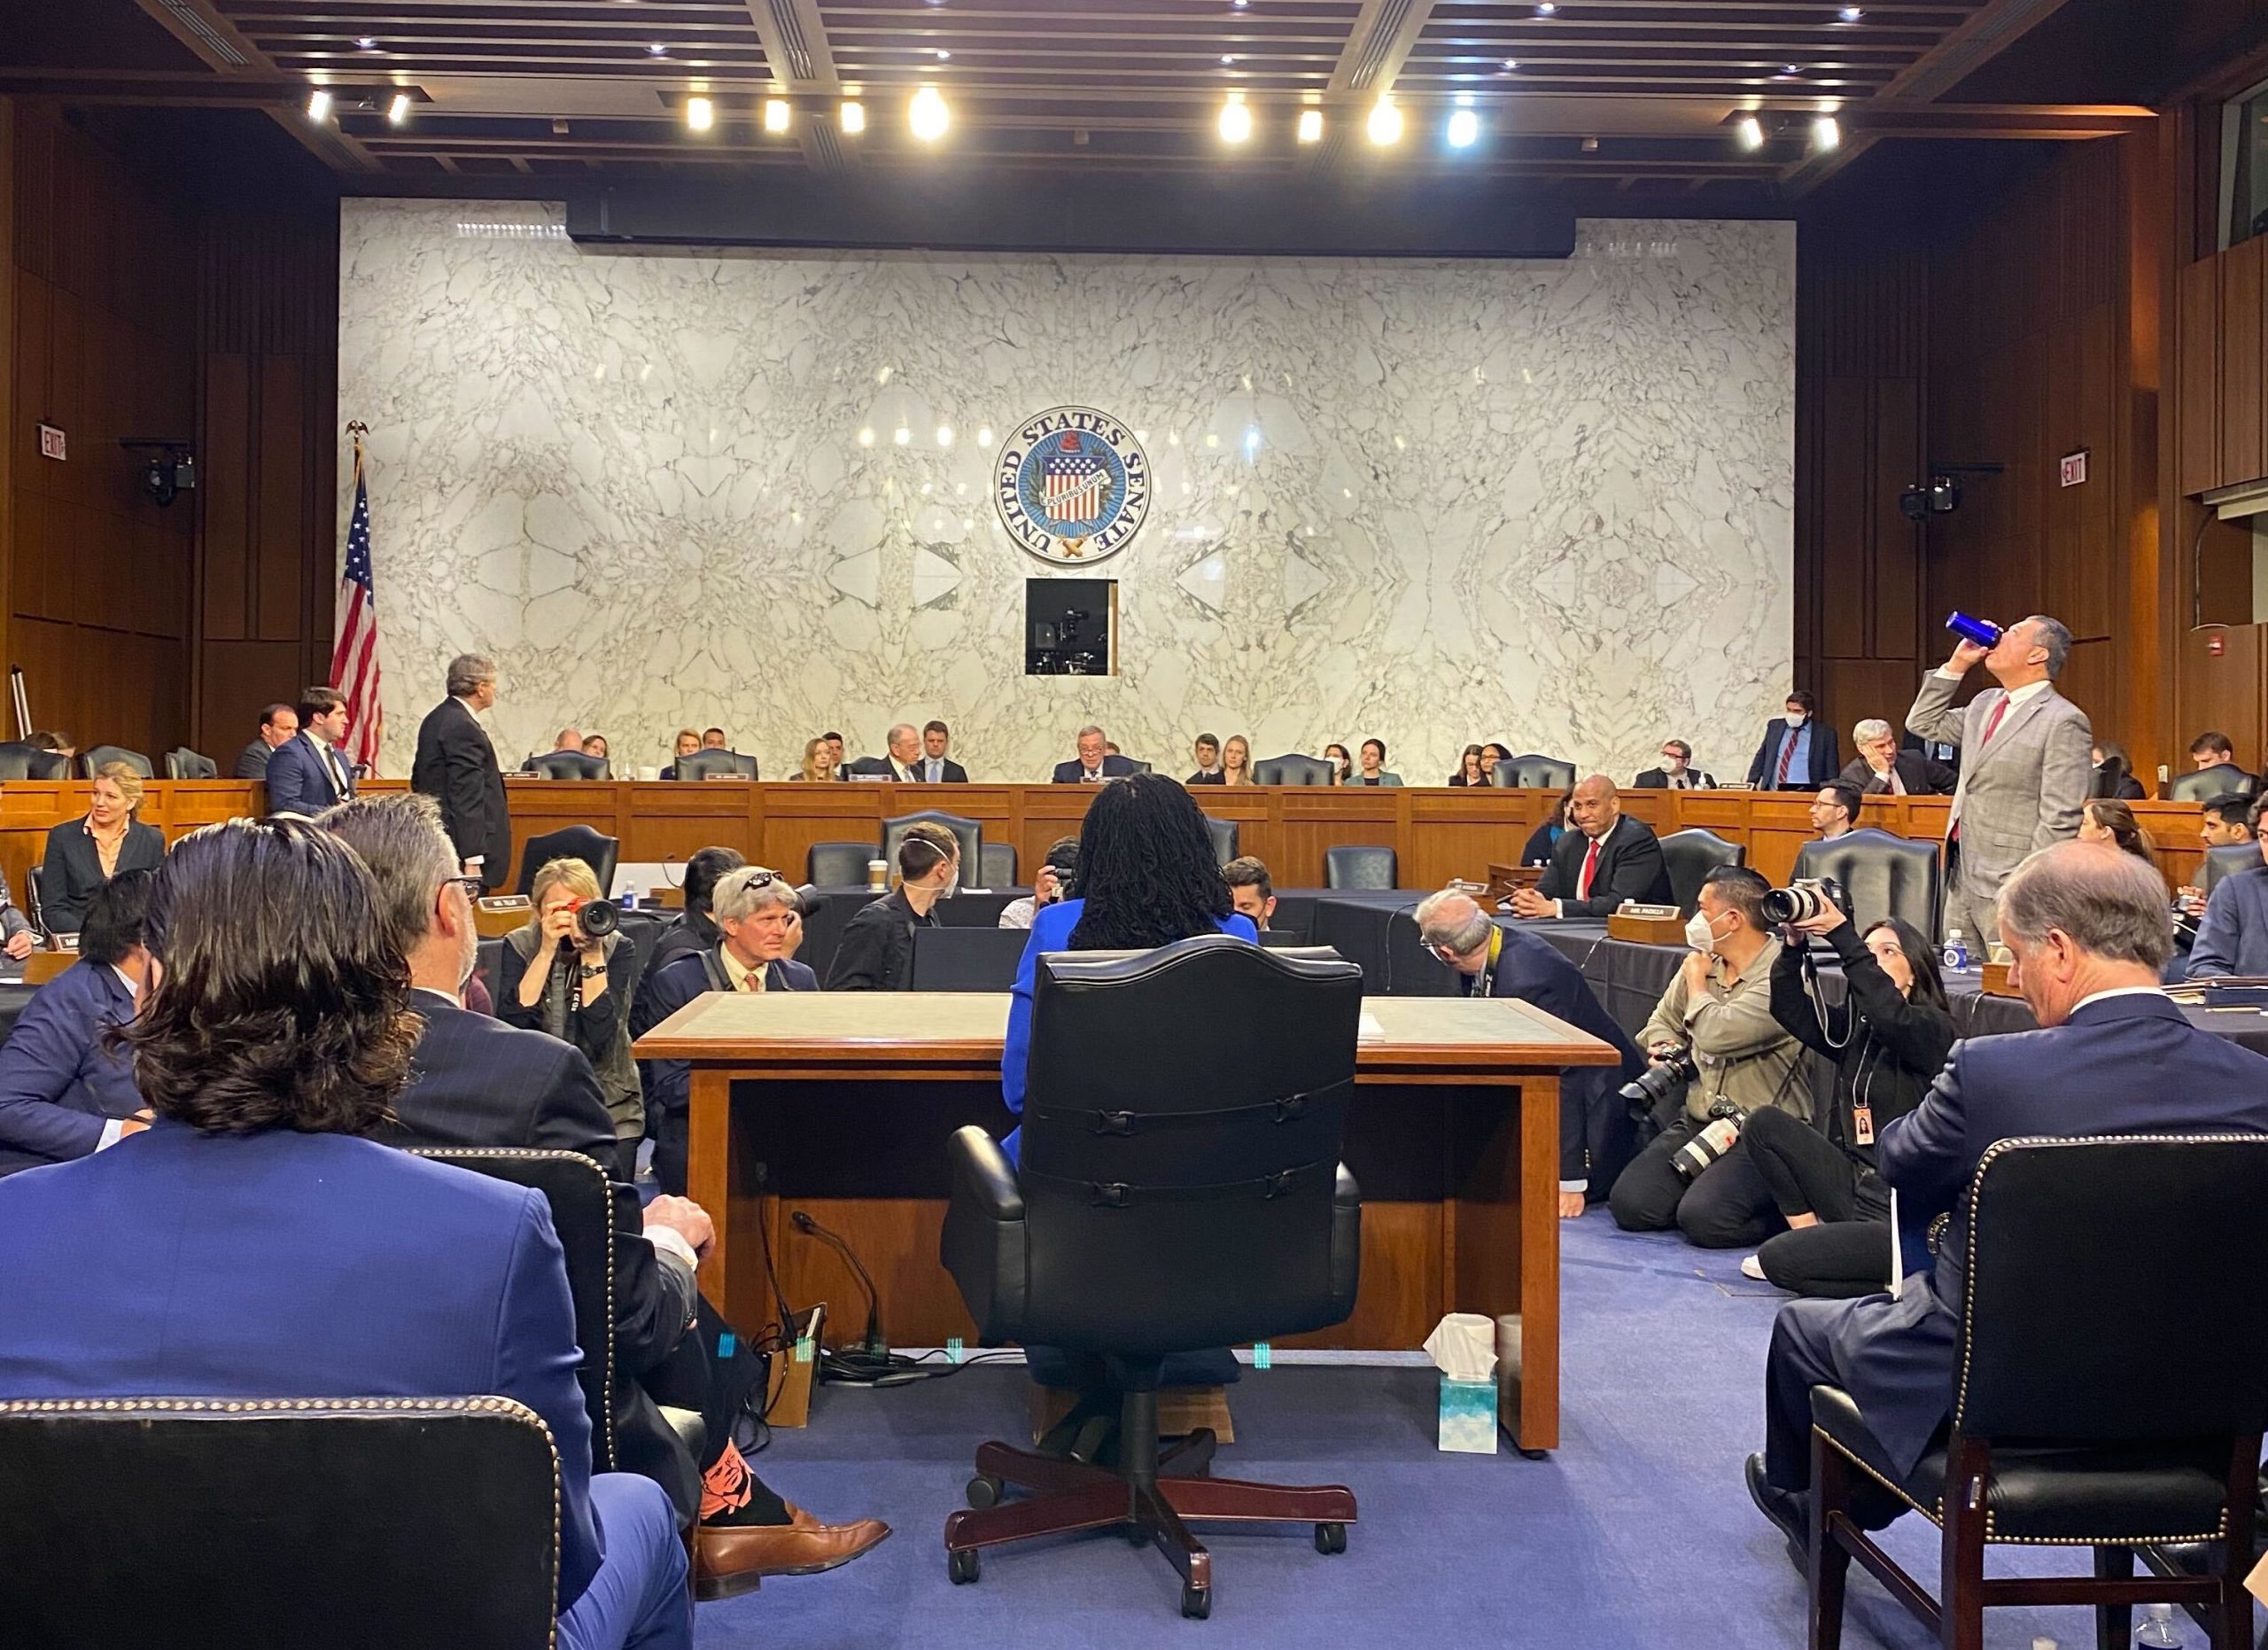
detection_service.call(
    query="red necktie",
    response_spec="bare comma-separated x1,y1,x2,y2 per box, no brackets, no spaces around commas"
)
1951,697,2013,843
1775,727,1798,787
1578,838,1601,900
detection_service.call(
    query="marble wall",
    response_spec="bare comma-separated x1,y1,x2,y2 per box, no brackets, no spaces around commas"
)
338,201,1793,784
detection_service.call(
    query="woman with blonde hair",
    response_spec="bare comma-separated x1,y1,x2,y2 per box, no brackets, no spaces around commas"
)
1220,734,1254,787
498,856,641,1173
41,761,165,933
795,735,838,782
661,728,702,782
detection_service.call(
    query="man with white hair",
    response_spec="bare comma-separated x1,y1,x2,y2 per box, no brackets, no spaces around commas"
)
1838,719,1955,798
1051,724,1140,783
882,723,923,782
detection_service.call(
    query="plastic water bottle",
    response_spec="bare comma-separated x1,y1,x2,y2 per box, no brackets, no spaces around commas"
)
1941,929,1969,973
2136,1603,2183,1647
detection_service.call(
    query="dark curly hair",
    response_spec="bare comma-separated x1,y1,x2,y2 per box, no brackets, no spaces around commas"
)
682,844,749,916
122,817,417,1135
1066,773,1232,949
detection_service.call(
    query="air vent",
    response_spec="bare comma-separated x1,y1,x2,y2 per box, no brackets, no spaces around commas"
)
809,121,843,172
1343,0,1412,92
158,0,250,67
768,0,815,83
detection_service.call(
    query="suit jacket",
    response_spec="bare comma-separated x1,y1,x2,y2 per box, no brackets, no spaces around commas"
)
412,697,512,888
0,1123,610,1612
1463,926,1644,1184
1535,815,1674,918
2186,863,2268,979
38,817,165,934
1824,992,2268,1476
1906,672,2093,892
232,739,276,781
1838,751,1958,798
261,730,355,818
824,886,936,992
1185,769,1226,785
1051,754,1141,783
1348,772,1403,788
1633,767,1716,790
915,757,970,784
1746,720,1842,789
633,947,818,1127
0,960,141,1177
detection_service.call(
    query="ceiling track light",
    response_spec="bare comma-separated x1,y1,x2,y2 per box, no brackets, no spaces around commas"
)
910,84,950,141
763,97,791,133
1296,107,1323,143
1811,113,1841,152
1734,113,1765,151
840,98,866,133
386,91,413,126
685,94,714,132
1366,96,1402,146
305,87,333,122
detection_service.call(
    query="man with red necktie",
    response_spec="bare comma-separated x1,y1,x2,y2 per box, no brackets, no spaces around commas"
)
1511,774,1675,920
1906,613,2093,949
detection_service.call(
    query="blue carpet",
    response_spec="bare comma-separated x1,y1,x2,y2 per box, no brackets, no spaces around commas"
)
692,1211,2210,1647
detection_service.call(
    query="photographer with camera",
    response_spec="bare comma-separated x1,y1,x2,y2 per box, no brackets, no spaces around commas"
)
1607,867,1806,1249
501,857,641,1174
1750,896,1954,1297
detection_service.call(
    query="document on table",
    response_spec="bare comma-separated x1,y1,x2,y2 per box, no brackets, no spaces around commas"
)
1358,1010,1385,1039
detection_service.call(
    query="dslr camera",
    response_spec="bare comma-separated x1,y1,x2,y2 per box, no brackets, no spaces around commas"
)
1672,1098,1746,1182
1619,1047,1699,1119
1759,876,1850,927
566,895,618,943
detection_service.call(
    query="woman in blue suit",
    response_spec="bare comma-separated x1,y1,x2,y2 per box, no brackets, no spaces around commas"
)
1001,773,1256,1163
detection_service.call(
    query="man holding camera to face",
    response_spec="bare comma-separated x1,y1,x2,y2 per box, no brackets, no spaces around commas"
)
1606,866,1806,1249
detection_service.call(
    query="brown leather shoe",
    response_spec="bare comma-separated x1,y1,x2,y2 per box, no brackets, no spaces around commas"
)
695,1504,891,1599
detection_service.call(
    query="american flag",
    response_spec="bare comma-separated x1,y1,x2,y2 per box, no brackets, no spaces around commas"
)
330,433,385,775
1044,441,1109,526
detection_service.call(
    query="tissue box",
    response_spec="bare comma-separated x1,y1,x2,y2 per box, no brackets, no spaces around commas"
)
1438,1376,1498,1454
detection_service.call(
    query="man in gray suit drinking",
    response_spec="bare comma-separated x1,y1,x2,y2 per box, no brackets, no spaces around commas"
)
1906,613,2093,949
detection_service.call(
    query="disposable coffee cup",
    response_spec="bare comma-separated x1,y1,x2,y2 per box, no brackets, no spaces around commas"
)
866,859,889,891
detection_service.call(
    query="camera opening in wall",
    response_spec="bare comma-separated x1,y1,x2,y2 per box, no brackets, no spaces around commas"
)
120,439,197,509
1897,475,1961,523
1026,578,1117,676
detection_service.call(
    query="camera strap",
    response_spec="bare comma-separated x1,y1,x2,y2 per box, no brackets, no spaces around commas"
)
1474,925,1504,998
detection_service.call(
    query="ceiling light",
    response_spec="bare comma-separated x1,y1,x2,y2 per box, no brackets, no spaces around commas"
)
910,86,951,140
1446,108,1479,148
840,99,865,133
686,95,714,131
1221,54,1236,65
355,36,377,50
1296,108,1323,143
1811,113,1841,151
1366,97,1402,145
649,43,668,56
1735,114,1764,150
1781,64,1800,75
1535,2,1556,12
764,97,790,133
936,424,955,447
1218,97,1252,144
936,48,951,59
976,426,994,448
306,88,333,122
893,426,912,446
857,427,875,447
387,92,413,126
1503,58,1518,69
1838,4,1863,18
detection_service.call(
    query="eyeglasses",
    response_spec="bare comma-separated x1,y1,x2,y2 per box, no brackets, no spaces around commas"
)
441,876,485,902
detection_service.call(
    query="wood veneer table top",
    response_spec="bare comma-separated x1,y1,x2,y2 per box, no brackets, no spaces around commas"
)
633,989,1619,1068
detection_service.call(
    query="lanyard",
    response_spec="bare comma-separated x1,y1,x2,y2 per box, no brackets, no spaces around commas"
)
1474,924,1503,998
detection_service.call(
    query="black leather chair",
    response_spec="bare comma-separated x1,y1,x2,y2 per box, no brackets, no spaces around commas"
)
409,1147,617,1473
1791,827,1943,944
1492,755,1576,790
2169,766,2256,804
524,751,610,781
1204,815,1239,867
911,926,1030,991
24,865,50,940
840,756,894,779
1252,754,1334,786
883,810,982,875
2199,842,2258,895
0,742,67,780
0,1395,559,1646
979,842,1018,888
672,750,757,782
940,935,1364,1617
1324,845,1397,890
162,747,218,780
516,825,620,899
1658,829,1744,916
807,841,875,887
1807,1135,2268,1650
79,744,152,780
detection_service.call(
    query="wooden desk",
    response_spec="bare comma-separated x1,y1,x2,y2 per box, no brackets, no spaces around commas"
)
635,990,1618,1452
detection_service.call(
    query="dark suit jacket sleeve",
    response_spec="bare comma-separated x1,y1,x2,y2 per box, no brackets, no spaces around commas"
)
526,1040,620,1163
232,743,270,781
263,740,319,817
1049,760,1077,784
1632,769,1665,789
0,976,108,1164
1922,756,1959,795
1499,953,1616,1182
40,825,84,933
495,941,542,1031
1745,724,1777,787
629,956,698,1122
1813,728,1843,785
2187,876,2245,978
1556,829,1669,919
825,903,894,991
1875,1051,1970,1225
440,721,501,867
1534,831,1576,904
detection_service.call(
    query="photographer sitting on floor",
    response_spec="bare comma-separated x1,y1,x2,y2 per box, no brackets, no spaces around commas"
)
1749,903,1955,1297
1607,866,1806,1249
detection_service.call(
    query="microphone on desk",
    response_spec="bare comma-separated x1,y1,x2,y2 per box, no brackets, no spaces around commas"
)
790,1210,887,1360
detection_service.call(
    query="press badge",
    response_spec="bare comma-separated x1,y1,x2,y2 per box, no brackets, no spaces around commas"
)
1851,1104,1876,1147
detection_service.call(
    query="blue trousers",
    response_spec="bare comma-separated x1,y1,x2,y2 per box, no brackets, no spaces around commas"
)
560,1472,693,1650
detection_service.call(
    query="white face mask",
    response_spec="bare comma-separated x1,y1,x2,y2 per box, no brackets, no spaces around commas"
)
1784,712,1806,729
1658,758,1683,774
1684,909,1720,953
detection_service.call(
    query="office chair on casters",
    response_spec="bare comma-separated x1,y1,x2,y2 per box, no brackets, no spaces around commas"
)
940,935,1364,1618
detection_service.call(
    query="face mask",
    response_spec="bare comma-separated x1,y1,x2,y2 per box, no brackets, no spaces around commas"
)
1784,712,1806,728
1658,758,1682,774
1684,910,1719,952
940,868,959,899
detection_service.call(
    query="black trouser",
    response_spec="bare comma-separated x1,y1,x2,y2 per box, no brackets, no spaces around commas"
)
1744,1107,1893,1299
649,1103,687,1197
1606,1113,1782,1249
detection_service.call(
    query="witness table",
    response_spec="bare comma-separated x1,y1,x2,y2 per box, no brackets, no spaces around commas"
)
633,990,1619,1452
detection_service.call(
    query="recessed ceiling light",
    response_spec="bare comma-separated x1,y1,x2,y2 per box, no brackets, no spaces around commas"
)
1535,1,1555,12
1782,64,1800,74
1503,58,1518,69
1366,97,1402,145
1838,4,1863,19
936,48,951,59
1221,54,1236,65
1218,97,1252,143
686,96,713,131
1296,108,1323,142
355,36,377,50
910,85,951,140
763,97,790,132
840,99,866,133
649,42,668,56
1446,108,1479,148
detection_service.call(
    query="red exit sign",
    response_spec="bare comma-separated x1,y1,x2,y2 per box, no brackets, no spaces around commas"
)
2058,449,2087,487
35,424,65,462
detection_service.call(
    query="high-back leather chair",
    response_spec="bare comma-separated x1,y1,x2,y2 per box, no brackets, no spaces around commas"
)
408,1147,617,1473
979,842,1017,887
940,936,1364,1616
806,842,875,887
911,926,1029,991
79,745,151,780
1658,829,1744,917
1324,845,1397,890
840,756,894,779
672,749,757,782
0,743,67,781
1791,827,1942,944
0,1395,560,1647
1204,815,1239,867
882,810,982,875
1492,755,1576,790
2168,765,2256,803
162,747,218,780
2200,841,2258,895
1807,1135,2268,1650
1253,754,1334,786
524,751,610,781
515,825,620,899
24,866,50,939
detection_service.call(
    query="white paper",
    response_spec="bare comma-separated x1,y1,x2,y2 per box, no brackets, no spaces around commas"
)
1358,1011,1385,1039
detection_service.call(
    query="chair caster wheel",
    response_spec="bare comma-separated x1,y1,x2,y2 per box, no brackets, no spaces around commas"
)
949,1548,981,1584
965,1474,1002,1509
1180,1582,1211,1619
1314,1522,1347,1555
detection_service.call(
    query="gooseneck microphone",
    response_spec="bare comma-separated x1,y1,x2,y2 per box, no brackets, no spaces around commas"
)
789,1210,887,1359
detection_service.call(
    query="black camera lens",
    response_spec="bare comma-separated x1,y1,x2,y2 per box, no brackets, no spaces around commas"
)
574,897,619,939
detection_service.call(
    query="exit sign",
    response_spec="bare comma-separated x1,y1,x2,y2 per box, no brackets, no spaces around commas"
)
2058,449,2087,487
35,424,65,462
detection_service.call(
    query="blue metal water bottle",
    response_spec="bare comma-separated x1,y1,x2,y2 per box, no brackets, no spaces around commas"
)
1945,611,2001,649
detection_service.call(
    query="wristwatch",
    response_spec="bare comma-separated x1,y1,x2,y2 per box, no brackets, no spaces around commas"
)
578,961,606,982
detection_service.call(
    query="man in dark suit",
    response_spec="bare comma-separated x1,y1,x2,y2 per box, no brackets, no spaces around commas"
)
920,720,968,783
633,867,818,1199
1418,890,1644,1214
412,652,512,889
1839,717,1957,798
2185,731,2257,798
1509,775,1674,919
232,702,298,780
1051,724,1141,783
318,795,884,1594
1747,844,2268,1557
0,870,150,1177
1633,738,1715,790
882,723,926,782
261,687,357,818
1746,690,1844,790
